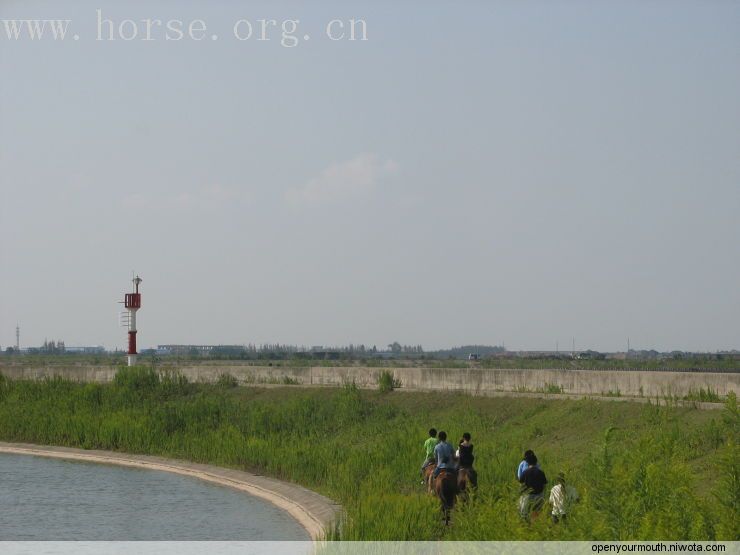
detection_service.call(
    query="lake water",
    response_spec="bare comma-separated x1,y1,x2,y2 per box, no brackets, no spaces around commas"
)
0,453,308,540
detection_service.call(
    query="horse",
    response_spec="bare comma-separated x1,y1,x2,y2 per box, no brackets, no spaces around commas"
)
434,468,458,525
422,462,437,494
457,467,477,502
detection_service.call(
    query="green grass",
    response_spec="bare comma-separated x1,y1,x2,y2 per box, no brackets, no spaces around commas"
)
684,387,722,403
216,373,239,388
0,368,737,540
542,383,565,394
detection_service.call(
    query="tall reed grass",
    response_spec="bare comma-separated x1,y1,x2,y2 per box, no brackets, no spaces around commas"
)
0,368,736,540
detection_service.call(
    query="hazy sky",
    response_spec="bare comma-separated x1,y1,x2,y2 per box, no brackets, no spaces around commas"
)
1,1,738,352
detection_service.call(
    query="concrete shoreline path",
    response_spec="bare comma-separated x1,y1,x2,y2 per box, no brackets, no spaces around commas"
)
0,441,340,540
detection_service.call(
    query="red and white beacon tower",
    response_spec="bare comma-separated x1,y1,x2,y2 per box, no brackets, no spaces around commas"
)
123,275,142,367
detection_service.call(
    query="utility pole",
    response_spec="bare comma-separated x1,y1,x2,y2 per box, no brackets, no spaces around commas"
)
15,324,20,352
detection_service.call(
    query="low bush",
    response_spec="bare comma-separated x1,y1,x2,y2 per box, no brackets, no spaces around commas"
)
377,370,400,392
216,373,239,388
684,387,722,403
543,383,564,394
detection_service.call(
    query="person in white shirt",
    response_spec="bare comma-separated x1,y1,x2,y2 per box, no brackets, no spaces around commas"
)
549,472,578,523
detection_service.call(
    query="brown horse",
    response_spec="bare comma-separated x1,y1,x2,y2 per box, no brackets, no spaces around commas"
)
434,468,458,525
423,463,437,494
457,467,478,502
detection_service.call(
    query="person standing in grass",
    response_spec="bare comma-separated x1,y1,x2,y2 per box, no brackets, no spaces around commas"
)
549,472,578,523
420,428,438,482
518,454,547,521
517,449,539,481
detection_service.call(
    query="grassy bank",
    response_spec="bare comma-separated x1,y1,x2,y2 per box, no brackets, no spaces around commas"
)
0,368,737,540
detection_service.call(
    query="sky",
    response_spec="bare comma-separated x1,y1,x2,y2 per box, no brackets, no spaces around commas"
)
0,1,738,353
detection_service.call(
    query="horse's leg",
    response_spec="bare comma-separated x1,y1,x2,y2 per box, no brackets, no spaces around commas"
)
445,476,457,524
440,492,450,525
457,473,467,503
435,478,445,522
446,489,455,524
436,476,450,524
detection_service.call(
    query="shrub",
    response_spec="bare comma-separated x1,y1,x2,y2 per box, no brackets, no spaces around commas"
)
543,383,564,394
684,388,721,403
112,366,160,391
216,373,239,388
377,370,400,392
160,370,191,396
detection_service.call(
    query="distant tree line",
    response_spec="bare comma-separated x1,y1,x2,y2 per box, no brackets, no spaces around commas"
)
191,342,425,360
4,340,68,354
427,345,506,358
26,339,67,354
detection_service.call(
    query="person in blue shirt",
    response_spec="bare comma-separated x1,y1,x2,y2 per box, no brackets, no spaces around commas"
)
432,431,456,479
517,450,539,482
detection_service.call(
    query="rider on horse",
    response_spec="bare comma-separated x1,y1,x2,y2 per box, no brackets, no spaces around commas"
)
456,432,478,489
420,428,438,482
432,431,456,479
457,433,474,467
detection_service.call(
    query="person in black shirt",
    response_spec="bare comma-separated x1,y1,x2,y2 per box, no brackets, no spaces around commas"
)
456,432,477,490
457,433,475,467
522,465,547,494
519,455,547,521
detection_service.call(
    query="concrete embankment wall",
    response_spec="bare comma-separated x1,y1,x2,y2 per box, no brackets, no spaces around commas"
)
1,365,738,398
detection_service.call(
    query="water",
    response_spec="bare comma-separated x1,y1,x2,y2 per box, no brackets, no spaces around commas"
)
0,453,308,540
